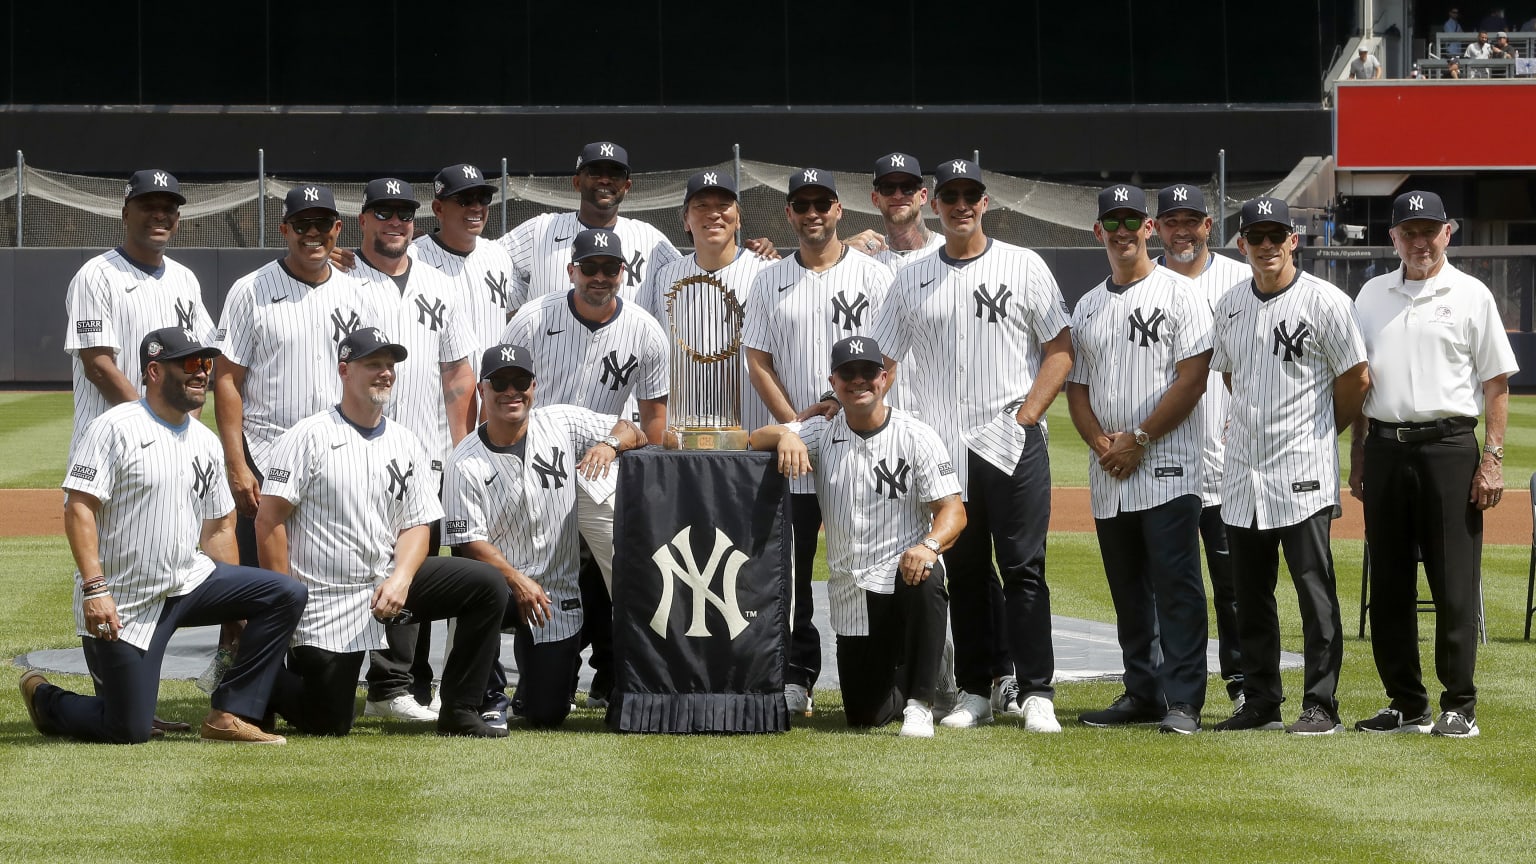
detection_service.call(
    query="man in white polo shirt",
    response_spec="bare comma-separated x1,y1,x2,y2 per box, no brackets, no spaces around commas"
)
1349,190,1518,739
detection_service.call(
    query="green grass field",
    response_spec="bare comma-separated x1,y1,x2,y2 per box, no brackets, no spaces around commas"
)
3,392,1535,861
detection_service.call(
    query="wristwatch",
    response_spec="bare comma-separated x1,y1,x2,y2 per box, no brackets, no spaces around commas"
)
602,435,622,452
1484,444,1504,461
1133,427,1150,448
921,537,942,554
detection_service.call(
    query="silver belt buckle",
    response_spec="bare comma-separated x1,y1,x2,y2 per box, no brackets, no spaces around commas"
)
1395,427,1411,442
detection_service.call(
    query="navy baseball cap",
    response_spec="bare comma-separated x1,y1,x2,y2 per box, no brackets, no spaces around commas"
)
1391,190,1450,227
1239,196,1291,231
434,163,495,199
1097,184,1148,219
830,336,885,371
481,344,535,379
874,152,922,183
125,169,186,205
787,168,837,198
140,326,220,370
685,170,738,204
570,228,625,262
361,178,418,212
337,328,408,363
1156,184,1208,216
283,184,338,219
932,158,984,191
576,142,629,172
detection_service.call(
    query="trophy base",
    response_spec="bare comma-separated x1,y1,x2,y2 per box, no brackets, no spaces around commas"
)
670,426,750,451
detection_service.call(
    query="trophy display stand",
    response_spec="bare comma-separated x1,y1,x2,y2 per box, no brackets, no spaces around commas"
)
664,273,751,451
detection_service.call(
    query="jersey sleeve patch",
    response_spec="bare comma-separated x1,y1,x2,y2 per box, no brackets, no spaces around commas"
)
69,464,98,482
266,468,291,484
76,320,103,334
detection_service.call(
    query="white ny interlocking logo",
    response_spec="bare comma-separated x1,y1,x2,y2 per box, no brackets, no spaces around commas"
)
848,339,865,354
1257,201,1273,215
951,161,967,174
593,232,609,248
1409,195,1425,210
462,165,478,179
153,172,169,187
1173,186,1188,201
385,180,401,195
501,346,517,362
890,154,906,167
702,172,717,185
1114,187,1128,202
600,143,615,157
803,169,818,183
304,187,319,201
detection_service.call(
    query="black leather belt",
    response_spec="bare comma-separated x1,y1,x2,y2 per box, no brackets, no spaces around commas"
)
1370,417,1477,443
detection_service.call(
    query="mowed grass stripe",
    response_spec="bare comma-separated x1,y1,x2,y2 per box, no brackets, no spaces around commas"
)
0,393,74,489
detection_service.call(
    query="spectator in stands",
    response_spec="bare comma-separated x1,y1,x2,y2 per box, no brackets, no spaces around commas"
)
1522,14,1536,31
1464,31,1494,76
1350,47,1384,78
1491,32,1518,58
1478,7,1510,32
1443,8,1464,55
1447,56,1464,77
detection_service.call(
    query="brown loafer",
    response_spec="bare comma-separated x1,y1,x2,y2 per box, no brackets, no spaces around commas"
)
19,670,58,736
153,716,193,733
200,716,286,745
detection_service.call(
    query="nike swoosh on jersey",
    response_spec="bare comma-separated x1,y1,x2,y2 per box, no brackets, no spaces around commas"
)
484,474,497,486
919,279,934,289
331,442,346,449
554,234,573,242
125,285,139,294
1227,310,1242,318
775,284,794,293
139,440,154,448
546,328,565,336
831,437,848,444
272,296,288,303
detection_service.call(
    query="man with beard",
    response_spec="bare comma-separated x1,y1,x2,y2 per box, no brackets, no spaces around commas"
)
744,168,895,717
443,344,646,727
1153,183,1251,712
21,327,305,745
846,152,945,271
257,329,509,738
349,178,477,725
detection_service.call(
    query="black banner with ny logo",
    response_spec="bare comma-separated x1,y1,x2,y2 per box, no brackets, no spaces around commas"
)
609,448,791,733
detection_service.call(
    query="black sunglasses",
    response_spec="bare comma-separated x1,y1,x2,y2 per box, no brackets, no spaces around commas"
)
449,190,494,207
487,375,535,393
287,215,338,234
789,197,836,214
1100,216,1145,232
369,207,416,223
876,182,922,197
577,259,624,277
936,189,984,206
834,363,885,382
1243,228,1291,246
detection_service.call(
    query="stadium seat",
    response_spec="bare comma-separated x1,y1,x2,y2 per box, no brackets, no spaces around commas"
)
1359,540,1488,645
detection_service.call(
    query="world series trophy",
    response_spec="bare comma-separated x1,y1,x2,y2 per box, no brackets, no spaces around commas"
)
664,273,750,450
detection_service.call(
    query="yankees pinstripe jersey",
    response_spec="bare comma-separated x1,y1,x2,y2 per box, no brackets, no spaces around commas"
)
63,400,233,650
1211,272,1368,530
639,249,773,435
743,249,895,493
1159,252,1252,505
63,249,216,460
263,408,441,653
788,408,959,636
443,407,617,643
497,212,681,304
1067,265,1213,518
216,261,369,471
411,233,518,376
351,255,472,469
500,291,667,502
870,239,1073,497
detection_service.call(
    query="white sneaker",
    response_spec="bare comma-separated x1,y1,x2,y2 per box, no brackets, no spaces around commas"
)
428,682,442,714
933,637,959,718
899,701,935,738
784,683,813,717
991,674,1022,715
364,694,438,722
1021,694,1061,733
938,690,994,728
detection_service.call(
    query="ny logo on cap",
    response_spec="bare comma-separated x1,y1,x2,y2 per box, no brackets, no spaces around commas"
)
1257,201,1273,215
848,339,865,354
500,347,517,362
462,165,478,179
304,187,319,202
703,172,718,185
803,169,818,183
385,180,401,195
600,143,615,158
1409,195,1425,211
183,328,198,343
153,172,169,187
593,232,610,248
951,161,967,174
1114,187,1129,202
890,155,906,167
1173,187,1189,201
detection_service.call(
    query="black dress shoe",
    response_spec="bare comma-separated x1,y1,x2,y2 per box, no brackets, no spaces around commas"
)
437,710,510,739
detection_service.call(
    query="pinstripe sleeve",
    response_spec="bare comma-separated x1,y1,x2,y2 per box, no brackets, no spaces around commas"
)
1209,294,1234,374
64,263,117,353
870,278,911,361
63,414,119,499
1064,291,1097,385
437,300,473,363
396,431,444,529
499,303,536,347
1322,292,1369,376
261,423,312,505
741,271,775,352
442,442,488,545
500,217,537,297
1175,282,1215,362
196,429,236,519
216,278,257,367
1025,255,1073,343
636,315,670,400
789,416,827,465
912,421,961,503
